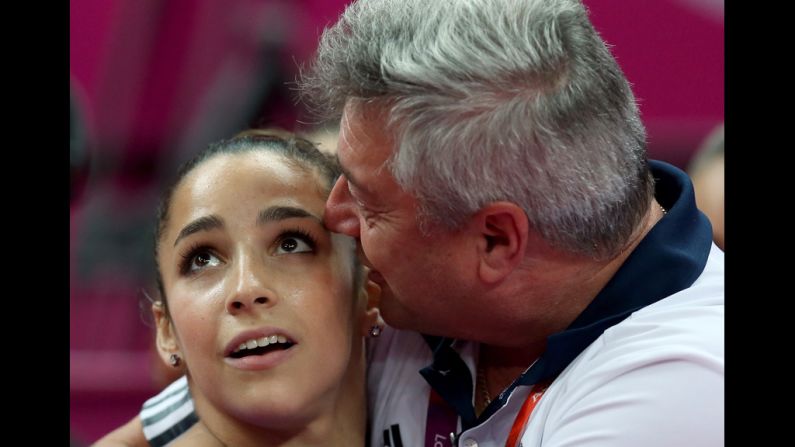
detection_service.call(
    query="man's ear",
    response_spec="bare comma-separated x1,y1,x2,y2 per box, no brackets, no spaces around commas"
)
359,279,384,336
474,202,529,284
153,302,183,368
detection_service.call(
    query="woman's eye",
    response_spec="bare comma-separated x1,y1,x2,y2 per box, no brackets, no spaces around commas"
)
189,251,221,272
275,235,314,254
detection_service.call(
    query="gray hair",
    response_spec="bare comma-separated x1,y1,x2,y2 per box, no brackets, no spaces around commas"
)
300,0,654,259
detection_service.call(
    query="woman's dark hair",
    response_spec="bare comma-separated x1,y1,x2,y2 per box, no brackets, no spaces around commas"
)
153,129,349,317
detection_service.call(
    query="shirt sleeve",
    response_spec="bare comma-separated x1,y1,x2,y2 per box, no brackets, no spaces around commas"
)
139,375,198,447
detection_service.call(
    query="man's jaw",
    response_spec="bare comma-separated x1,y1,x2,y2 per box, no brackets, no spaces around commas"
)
356,245,387,287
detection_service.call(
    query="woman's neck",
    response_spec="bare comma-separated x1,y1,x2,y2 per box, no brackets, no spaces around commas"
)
189,347,367,447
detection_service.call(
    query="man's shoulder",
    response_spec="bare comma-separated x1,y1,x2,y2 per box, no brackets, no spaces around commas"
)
629,243,724,329
529,265,724,446
570,261,724,383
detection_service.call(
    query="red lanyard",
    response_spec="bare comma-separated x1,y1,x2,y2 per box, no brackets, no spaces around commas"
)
504,379,551,447
425,379,551,447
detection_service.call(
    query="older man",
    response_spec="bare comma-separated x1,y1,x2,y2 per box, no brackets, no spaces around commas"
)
99,0,723,445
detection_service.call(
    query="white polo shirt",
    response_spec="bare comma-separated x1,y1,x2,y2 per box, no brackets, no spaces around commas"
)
367,160,723,446
368,245,723,447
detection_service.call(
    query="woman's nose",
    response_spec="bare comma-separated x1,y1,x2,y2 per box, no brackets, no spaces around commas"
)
225,256,276,314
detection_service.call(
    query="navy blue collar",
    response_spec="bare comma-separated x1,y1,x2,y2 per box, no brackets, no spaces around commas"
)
420,160,714,430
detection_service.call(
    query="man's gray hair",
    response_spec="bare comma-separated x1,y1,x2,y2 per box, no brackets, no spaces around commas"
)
300,0,654,259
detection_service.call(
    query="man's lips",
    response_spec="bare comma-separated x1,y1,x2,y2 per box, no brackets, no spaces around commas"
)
357,245,385,285
368,269,386,285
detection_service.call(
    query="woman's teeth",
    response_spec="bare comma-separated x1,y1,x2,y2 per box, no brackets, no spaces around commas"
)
234,335,289,354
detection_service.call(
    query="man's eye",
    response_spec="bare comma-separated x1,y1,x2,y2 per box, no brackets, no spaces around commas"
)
275,234,315,255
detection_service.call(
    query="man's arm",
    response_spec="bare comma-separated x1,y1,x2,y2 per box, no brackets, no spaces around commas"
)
91,416,148,447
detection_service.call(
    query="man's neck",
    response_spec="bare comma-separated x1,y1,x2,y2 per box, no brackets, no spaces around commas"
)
479,341,545,395
476,200,665,405
516,198,665,343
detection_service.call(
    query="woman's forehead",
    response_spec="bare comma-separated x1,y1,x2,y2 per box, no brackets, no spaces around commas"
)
170,152,327,224
194,151,305,179
190,152,322,193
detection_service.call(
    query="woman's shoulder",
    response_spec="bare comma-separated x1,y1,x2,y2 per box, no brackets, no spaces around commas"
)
168,421,224,447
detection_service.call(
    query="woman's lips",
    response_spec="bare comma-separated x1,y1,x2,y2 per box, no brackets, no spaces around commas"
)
223,327,297,371
224,345,296,371
224,327,296,357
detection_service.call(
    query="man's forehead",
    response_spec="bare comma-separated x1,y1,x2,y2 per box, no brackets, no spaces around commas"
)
339,100,393,168
341,100,388,152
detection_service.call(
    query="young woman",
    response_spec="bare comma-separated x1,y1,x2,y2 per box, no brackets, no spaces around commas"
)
100,130,382,446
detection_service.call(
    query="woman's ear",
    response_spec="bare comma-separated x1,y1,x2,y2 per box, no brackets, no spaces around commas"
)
359,279,384,337
153,302,184,370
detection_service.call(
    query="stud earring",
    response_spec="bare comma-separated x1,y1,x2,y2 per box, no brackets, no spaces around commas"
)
169,353,181,367
369,325,382,338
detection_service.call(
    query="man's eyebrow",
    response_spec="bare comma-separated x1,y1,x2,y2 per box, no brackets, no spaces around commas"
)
257,206,322,225
338,164,358,188
174,215,224,247
338,164,369,197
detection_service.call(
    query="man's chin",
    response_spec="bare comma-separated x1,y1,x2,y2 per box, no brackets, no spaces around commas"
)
377,292,418,331
367,268,386,286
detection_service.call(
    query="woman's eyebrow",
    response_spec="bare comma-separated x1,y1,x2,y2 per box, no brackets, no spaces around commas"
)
257,206,322,225
174,215,225,247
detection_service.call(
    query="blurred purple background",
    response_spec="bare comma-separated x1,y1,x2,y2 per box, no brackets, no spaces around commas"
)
69,0,723,443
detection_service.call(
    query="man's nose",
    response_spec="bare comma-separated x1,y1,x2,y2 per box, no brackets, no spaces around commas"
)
323,175,361,238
